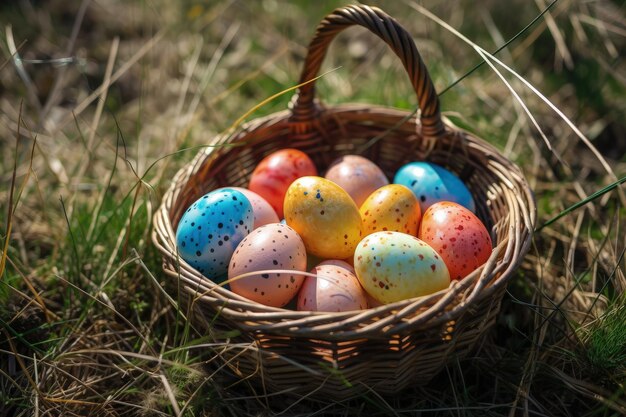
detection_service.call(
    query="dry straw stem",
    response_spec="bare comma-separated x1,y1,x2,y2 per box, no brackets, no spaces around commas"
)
39,0,91,126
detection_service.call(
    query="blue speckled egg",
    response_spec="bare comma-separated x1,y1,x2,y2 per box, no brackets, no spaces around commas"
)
393,162,475,213
176,189,254,279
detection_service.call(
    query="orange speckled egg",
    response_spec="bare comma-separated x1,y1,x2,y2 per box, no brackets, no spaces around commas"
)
229,223,307,307
418,202,493,280
297,263,368,312
284,176,362,259
324,155,389,207
217,187,279,229
360,184,421,237
248,149,317,218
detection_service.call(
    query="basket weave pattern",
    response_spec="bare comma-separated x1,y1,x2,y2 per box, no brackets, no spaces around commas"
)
153,5,535,399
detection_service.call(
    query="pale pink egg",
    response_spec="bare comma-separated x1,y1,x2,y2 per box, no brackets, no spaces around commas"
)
324,155,389,207
297,263,368,312
222,187,279,229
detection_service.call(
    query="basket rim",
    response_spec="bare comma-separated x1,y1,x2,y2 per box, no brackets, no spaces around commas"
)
152,102,536,339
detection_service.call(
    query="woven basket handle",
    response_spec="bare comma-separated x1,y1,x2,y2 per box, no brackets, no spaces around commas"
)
291,4,445,140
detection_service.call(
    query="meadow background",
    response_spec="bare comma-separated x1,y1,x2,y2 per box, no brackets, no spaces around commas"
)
0,0,624,415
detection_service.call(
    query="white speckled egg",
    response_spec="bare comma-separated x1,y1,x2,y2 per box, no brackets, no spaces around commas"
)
297,263,368,312
229,223,307,307
354,231,450,304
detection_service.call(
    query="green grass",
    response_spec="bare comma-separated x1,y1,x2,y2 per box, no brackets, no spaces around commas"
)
1,0,625,416
582,298,626,377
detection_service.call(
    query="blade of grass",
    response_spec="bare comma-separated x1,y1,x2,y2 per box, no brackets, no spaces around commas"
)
473,45,560,155
408,1,626,206
536,175,626,232
226,67,340,133
0,102,21,280
0,38,27,72
435,0,560,96
86,128,123,245
5,26,43,115
359,0,559,153
84,36,120,169
40,0,92,122
53,30,164,133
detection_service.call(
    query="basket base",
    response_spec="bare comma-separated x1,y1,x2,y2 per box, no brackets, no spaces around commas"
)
190,286,505,401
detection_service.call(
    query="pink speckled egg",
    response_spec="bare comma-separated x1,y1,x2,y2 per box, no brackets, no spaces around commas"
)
315,260,376,307
418,202,493,281
218,187,279,229
229,223,307,307
317,259,355,274
324,155,389,207
360,184,421,237
297,263,368,312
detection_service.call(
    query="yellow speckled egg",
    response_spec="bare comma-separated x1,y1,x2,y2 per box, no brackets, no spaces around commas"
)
354,231,450,304
284,176,362,259
360,184,421,237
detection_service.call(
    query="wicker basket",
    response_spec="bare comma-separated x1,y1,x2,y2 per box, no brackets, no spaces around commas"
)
153,4,535,400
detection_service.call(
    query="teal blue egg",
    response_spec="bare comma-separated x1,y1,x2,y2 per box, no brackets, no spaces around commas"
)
176,189,254,278
393,162,475,213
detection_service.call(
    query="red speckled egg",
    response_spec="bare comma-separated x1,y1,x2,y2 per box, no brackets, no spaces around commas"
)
229,223,307,307
248,149,317,218
297,263,368,312
324,155,389,207
418,202,492,280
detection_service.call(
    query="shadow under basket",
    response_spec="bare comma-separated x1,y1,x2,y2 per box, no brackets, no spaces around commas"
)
152,4,536,400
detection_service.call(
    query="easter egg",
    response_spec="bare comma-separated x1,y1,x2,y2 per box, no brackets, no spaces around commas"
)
365,292,383,308
324,155,389,207
297,263,368,312
360,184,421,237
316,261,382,308
176,189,254,278
218,187,279,229
248,149,317,218
229,223,307,307
284,176,362,259
317,259,355,274
354,231,450,304
393,162,475,213
418,201,492,280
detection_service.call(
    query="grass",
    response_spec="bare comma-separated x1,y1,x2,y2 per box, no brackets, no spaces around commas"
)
1,0,625,415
